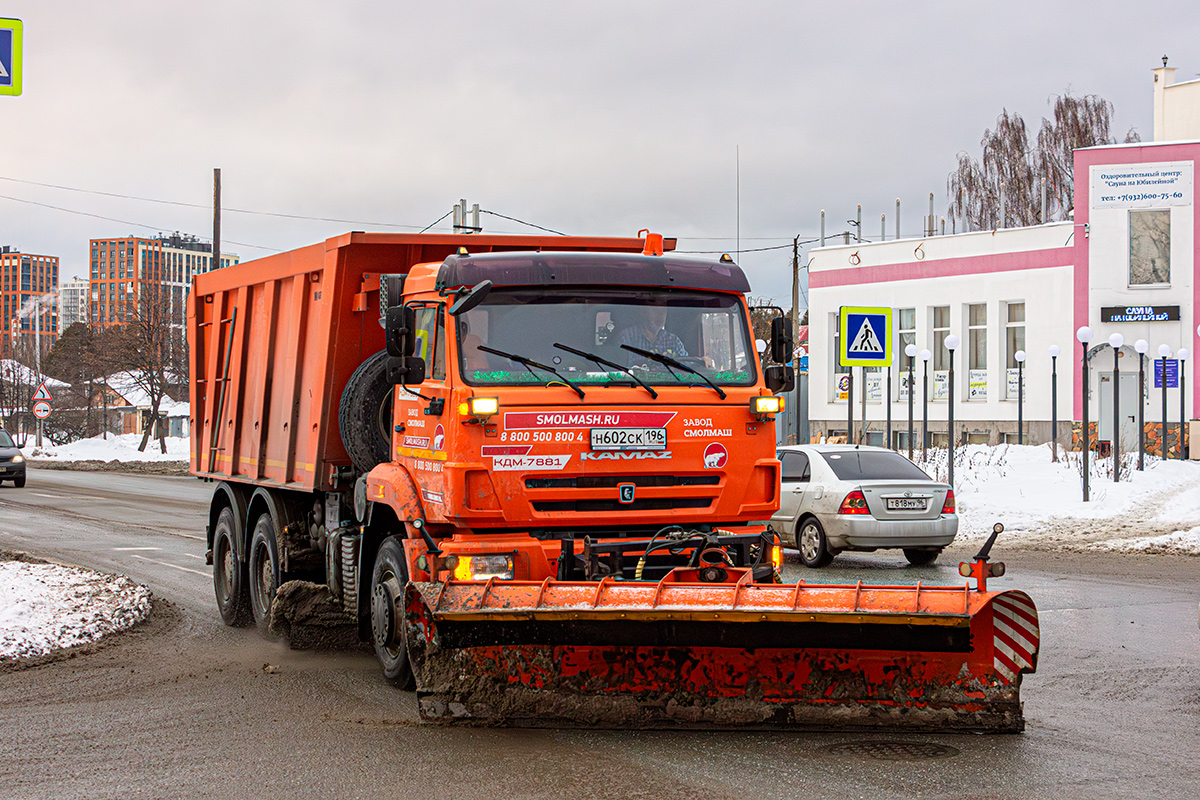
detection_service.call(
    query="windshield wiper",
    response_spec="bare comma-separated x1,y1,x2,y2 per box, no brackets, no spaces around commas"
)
619,344,726,399
552,343,658,399
477,344,586,399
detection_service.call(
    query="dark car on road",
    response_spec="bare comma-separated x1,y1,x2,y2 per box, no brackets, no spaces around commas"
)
0,430,26,487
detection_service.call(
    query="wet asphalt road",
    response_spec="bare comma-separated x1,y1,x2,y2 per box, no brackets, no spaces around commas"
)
2,468,1200,799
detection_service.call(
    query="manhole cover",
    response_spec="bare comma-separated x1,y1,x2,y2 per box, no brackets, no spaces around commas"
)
822,740,960,760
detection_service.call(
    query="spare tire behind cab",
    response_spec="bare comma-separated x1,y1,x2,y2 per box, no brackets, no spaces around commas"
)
339,350,394,474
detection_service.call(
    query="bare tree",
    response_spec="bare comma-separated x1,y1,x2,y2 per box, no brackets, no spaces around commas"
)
949,93,1141,230
123,282,178,453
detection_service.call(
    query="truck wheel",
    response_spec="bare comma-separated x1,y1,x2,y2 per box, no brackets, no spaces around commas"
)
370,536,415,689
904,548,941,566
796,517,833,568
339,350,394,474
213,507,251,627
247,513,280,636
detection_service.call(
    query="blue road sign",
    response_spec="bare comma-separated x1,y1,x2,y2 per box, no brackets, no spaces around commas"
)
1154,359,1179,389
839,306,892,367
0,18,22,96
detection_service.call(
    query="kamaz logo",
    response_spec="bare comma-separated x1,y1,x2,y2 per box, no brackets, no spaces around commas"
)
581,450,673,461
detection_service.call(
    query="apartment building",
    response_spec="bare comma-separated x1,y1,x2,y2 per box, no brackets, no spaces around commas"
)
0,245,59,358
89,233,238,328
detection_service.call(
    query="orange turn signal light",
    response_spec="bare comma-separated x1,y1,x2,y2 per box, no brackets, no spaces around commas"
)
459,396,499,419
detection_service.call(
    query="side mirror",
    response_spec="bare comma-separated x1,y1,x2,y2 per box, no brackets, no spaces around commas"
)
15,434,27,448
764,365,795,394
385,306,417,357
448,280,493,317
770,317,793,364
386,356,426,385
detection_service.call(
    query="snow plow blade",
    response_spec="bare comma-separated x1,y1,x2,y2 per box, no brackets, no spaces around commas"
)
403,566,1039,732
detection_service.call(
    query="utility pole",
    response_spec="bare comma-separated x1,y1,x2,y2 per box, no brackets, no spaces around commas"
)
791,236,801,444
213,168,222,275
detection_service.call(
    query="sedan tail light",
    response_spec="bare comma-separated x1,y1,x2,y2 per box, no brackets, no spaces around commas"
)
838,489,870,515
941,489,956,515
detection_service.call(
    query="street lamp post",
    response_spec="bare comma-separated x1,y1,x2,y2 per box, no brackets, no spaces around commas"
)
1179,348,1189,460
945,334,960,489
1135,339,1148,470
905,344,917,459
920,349,931,457
1159,344,1172,459
1109,333,1124,482
1015,349,1026,445
1077,327,1094,502
1049,345,1061,461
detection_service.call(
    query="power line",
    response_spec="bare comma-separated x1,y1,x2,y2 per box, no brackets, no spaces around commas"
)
479,209,566,236
0,175,429,230
675,236,823,255
420,209,452,234
0,193,279,252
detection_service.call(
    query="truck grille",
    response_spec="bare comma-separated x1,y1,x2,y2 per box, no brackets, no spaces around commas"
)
533,497,712,513
526,475,720,489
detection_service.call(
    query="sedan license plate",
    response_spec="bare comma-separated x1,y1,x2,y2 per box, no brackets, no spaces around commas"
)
886,497,928,511
590,427,667,450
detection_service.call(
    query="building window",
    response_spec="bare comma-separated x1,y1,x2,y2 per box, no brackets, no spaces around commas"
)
967,303,987,400
1005,302,1025,399
1129,209,1170,286
932,306,950,370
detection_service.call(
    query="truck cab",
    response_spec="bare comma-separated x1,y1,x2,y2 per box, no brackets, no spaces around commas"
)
368,244,793,585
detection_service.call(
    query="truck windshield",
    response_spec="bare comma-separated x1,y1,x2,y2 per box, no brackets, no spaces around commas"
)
457,289,755,387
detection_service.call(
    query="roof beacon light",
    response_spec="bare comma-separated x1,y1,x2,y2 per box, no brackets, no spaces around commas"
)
641,231,665,257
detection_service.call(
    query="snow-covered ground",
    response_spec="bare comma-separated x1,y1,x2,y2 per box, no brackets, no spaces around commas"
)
27,433,188,463
0,560,152,661
914,443,1200,554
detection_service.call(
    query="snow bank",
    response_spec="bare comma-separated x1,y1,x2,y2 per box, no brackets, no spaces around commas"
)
28,433,189,463
0,561,152,661
912,443,1200,552
1091,529,1200,556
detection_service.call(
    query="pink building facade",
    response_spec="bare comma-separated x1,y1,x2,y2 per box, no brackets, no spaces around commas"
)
808,139,1197,452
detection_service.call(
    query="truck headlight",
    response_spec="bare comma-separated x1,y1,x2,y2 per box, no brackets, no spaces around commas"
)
450,554,514,581
459,396,499,420
750,395,784,419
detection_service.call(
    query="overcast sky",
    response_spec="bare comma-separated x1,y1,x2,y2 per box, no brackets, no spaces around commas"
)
1,2,1196,305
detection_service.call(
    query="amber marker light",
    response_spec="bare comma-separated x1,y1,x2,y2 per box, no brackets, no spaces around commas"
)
751,395,784,420
460,396,499,420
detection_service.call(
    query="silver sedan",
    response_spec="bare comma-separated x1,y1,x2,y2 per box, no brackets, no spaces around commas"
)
771,444,957,568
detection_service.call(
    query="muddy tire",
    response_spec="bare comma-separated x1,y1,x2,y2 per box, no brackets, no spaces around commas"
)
904,548,941,566
247,513,280,636
213,507,251,627
339,350,394,474
796,517,833,568
370,536,415,689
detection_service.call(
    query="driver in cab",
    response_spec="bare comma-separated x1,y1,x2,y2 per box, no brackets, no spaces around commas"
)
617,305,690,367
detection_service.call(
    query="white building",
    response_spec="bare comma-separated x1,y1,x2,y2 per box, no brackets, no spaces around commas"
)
58,277,89,331
808,61,1199,456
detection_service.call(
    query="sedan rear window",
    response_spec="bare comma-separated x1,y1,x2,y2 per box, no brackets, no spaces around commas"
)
819,450,932,481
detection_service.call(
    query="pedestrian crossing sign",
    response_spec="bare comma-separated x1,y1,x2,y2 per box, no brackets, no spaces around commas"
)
0,18,22,97
839,306,892,367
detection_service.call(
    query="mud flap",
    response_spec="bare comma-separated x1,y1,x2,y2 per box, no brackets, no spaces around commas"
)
403,572,1039,732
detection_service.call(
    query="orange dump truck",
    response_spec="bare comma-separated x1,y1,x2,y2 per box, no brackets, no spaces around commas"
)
190,230,1039,731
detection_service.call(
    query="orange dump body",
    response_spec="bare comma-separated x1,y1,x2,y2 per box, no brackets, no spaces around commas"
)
405,569,1040,731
